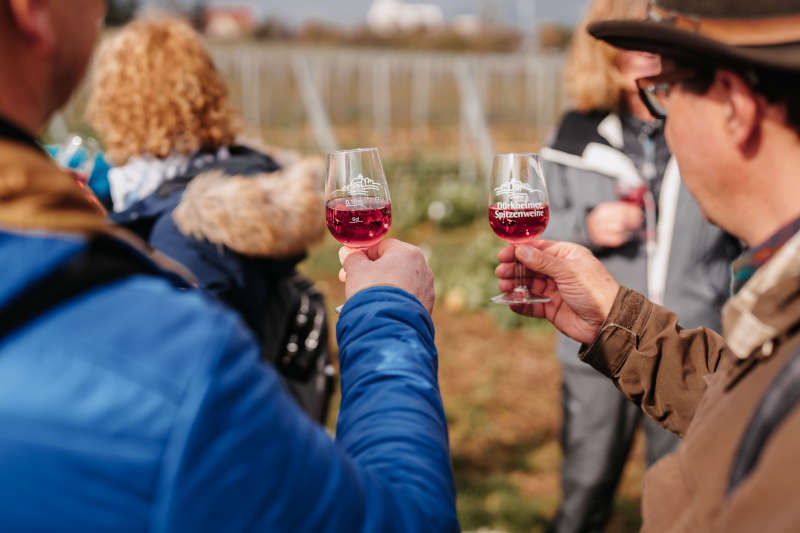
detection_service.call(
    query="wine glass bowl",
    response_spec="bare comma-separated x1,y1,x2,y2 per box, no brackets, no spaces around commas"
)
325,198,391,248
488,204,549,243
488,153,551,304
325,148,392,249
615,182,648,206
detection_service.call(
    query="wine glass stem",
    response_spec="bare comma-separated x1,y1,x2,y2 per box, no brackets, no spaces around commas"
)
513,246,530,295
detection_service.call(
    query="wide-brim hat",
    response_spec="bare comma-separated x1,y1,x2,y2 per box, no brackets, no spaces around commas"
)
588,1,800,72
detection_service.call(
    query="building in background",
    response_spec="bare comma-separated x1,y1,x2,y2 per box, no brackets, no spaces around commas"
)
367,0,445,34
204,5,257,38
451,13,481,37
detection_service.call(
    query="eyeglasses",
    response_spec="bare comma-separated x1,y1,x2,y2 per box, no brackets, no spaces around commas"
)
636,68,699,120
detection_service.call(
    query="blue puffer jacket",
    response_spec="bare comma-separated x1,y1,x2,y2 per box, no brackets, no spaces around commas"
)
0,231,458,532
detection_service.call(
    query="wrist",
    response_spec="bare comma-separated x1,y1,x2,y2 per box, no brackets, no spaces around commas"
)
342,284,426,314
601,281,622,321
579,286,650,376
347,281,404,299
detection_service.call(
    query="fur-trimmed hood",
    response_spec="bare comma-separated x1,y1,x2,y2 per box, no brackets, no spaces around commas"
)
172,155,325,259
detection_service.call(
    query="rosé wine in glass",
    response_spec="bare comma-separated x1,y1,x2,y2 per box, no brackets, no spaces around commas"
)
326,198,392,248
488,204,549,244
615,183,648,206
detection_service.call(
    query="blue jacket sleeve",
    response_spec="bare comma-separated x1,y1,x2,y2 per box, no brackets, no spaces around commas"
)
336,287,457,531
153,287,458,533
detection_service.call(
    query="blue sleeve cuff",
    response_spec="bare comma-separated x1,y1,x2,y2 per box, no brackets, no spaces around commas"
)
339,285,427,314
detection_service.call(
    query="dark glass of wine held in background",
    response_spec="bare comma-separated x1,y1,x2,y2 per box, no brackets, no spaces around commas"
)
614,182,648,206
488,153,551,304
324,148,392,249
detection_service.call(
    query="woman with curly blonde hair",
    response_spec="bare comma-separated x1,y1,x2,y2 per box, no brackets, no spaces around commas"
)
538,0,739,531
88,15,331,421
88,15,238,168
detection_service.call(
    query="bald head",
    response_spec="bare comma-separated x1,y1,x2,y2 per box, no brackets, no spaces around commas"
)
0,0,106,134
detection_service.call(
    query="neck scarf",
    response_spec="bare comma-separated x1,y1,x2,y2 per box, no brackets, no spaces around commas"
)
731,215,800,294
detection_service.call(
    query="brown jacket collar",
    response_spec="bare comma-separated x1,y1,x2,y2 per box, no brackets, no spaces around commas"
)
0,140,196,283
0,140,113,234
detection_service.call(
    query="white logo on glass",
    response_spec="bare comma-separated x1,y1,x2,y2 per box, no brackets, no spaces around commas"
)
340,174,381,195
339,174,384,208
494,178,545,209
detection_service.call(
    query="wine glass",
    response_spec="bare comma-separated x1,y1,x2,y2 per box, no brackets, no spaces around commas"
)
325,148,392,249
57,135,99,185
615,182,651,244
488,153,550,304
325,148,392,313
614,182,648,206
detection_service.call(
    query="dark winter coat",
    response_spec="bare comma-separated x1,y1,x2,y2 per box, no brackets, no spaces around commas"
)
110,146,326,355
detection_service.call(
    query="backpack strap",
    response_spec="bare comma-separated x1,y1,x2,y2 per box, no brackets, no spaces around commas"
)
727,342,800,497
0,236,166,341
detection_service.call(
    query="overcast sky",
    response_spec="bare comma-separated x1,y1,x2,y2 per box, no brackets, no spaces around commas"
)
145,0,589,28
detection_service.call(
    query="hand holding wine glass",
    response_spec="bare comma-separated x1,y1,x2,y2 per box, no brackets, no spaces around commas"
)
339,239,435,313
488,153,551,304
495,240,619,344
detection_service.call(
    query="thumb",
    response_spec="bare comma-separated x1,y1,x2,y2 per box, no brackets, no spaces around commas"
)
339,246,360,265
341,249,370,273
516,245,566,279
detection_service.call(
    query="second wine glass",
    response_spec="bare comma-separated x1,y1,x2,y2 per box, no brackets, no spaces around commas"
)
325,148,392,249
488,153,551,304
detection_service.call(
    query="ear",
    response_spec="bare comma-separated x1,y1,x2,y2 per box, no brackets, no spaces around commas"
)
716,69,761,152
6,0,55,55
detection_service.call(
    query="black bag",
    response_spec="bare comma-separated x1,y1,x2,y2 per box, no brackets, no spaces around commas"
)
259,273,336,424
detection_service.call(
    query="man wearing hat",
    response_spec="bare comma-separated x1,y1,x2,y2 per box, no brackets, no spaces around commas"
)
497,0,800,530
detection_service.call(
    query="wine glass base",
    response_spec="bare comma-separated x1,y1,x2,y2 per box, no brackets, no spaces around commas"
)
490,292,550,305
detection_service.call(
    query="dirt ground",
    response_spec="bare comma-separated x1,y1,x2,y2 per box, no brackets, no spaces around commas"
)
433,308,646,533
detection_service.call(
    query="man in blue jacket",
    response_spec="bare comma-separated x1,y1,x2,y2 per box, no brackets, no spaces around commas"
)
0,1,458,531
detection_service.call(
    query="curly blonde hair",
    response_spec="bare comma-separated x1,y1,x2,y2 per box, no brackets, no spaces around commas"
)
87,15,239,165
564,0,649,112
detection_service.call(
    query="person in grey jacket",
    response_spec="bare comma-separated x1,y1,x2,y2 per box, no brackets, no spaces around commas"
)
539,0,740,531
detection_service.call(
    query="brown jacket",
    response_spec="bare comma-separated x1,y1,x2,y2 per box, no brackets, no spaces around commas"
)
580,231,800,532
